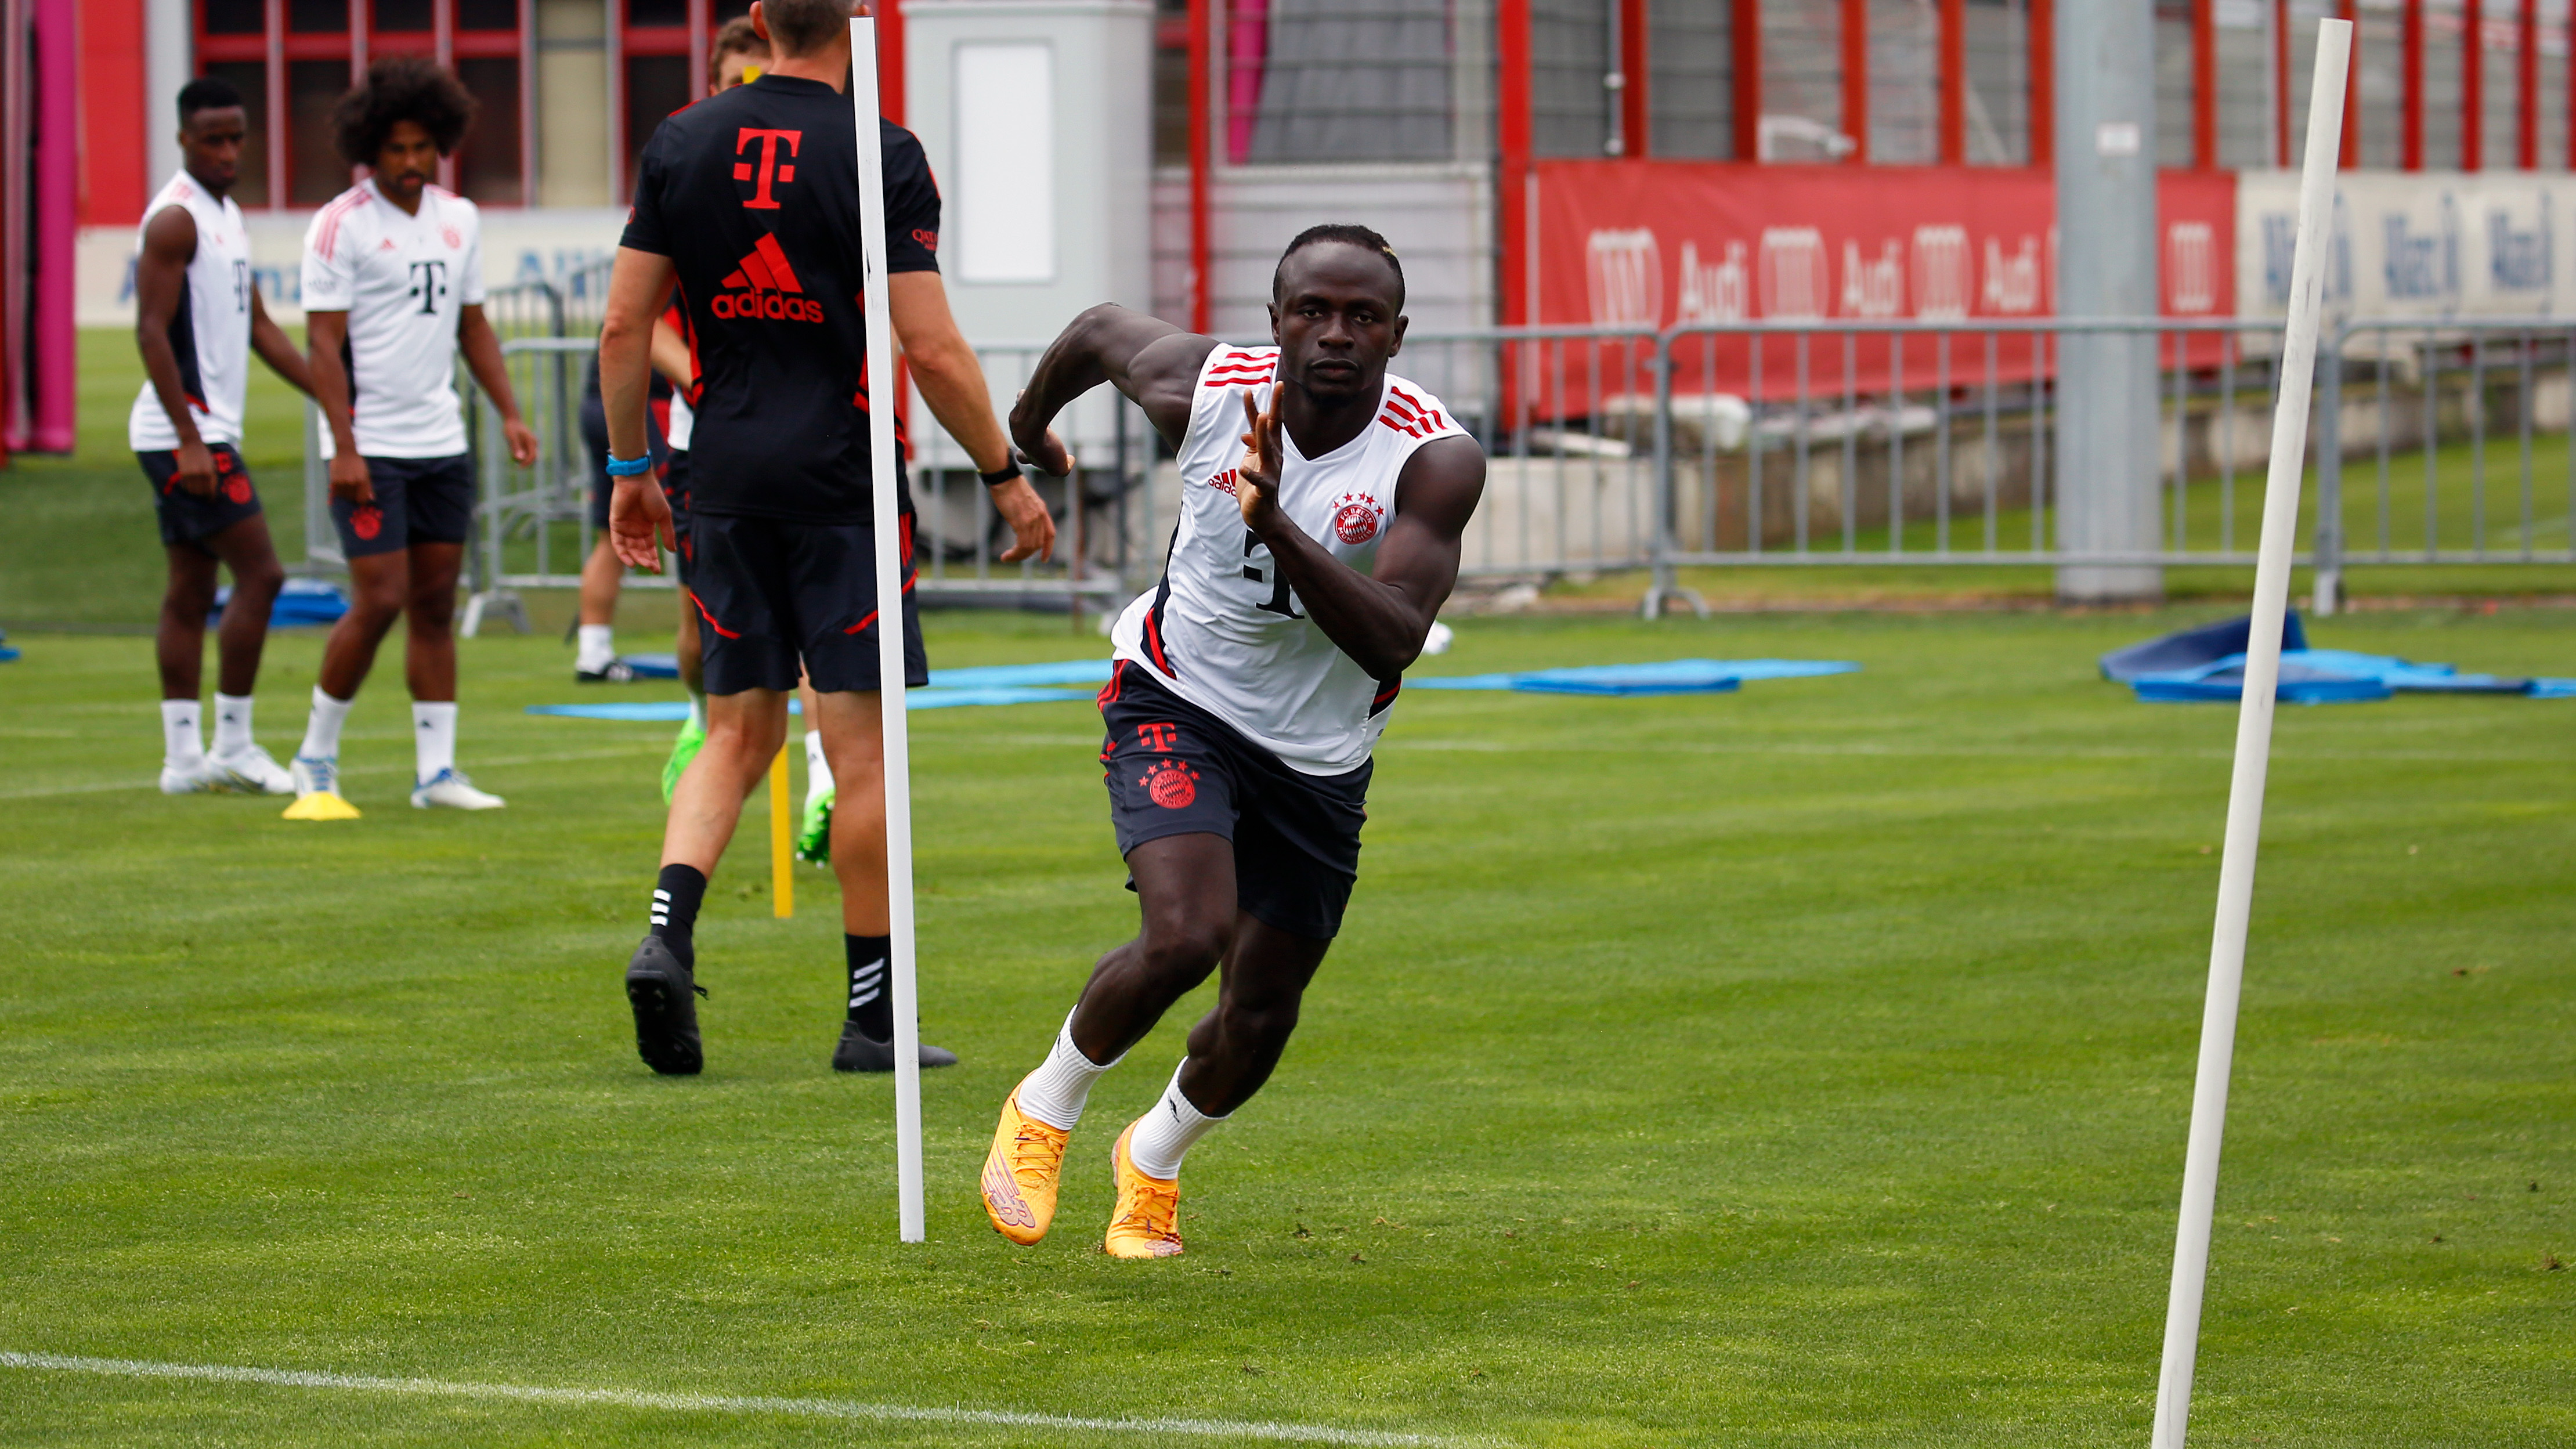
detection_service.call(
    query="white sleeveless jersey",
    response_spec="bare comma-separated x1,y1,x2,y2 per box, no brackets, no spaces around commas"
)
1110,345,1466,776
128,172,254,451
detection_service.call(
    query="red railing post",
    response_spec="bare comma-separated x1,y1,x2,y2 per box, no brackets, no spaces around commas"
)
1939,0,1966,164
2519,0,2538,168
1187,0,1211,335
2463,0,2481,170
1841,0,1867,162
2193,0,2217,168
2029,0,2054,168
1732,0,1761,161
2402,0,2423,171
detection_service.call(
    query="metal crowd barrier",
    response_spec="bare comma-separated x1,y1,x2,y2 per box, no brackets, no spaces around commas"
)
305,308,2574,630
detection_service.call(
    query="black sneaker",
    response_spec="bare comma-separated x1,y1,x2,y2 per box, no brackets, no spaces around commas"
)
831,1020,959,1073
626,935,705,1076
577,658,641,684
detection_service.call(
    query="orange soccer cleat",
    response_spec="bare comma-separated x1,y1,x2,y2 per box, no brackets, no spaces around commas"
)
1104,1121,1184,1259
980,1088,1070,1245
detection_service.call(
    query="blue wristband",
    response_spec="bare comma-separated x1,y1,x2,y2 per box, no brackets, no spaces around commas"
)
605,452,654,478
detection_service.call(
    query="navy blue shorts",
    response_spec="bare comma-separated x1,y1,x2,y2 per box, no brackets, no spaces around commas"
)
685,511,926,696
139,443,262,552
331,454,474,558
1096,660,1371,941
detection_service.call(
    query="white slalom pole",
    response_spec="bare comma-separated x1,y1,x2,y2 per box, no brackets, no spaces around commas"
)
2150,18,2349,1448
848,14,924,1244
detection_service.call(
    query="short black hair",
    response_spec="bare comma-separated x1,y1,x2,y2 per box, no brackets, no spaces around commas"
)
1273,224,1405,312
760,0,852,57
178,75,244,126
334,56,476,167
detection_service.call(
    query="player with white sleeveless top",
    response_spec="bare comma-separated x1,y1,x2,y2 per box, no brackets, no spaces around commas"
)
284,57,539,821
981,225,1486,1259
131,75,318,797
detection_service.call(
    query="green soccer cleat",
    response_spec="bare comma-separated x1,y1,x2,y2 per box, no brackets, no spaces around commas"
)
796,784,833,865
661,717,705,804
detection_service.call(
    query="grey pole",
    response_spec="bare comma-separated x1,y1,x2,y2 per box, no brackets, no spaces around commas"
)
2055,1,2165,604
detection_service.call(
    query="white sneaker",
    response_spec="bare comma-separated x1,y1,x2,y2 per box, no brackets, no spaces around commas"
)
283,754,362,821
411,768,505,810
291,754,341,797
209,742,294,796
158,758,232,794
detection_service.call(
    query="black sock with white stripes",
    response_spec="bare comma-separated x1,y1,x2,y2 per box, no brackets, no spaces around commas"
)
846,934,891,1041
649,864,707,971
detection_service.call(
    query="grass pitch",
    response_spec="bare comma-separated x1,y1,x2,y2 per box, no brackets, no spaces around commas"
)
3,608,2571,1446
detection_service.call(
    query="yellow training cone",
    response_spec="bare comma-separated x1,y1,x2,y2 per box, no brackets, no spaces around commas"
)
281,792,363,821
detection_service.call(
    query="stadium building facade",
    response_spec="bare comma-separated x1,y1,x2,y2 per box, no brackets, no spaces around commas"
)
60,1,2576,338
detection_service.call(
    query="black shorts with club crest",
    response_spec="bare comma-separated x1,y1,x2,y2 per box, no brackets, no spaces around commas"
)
684,510,926,696
330,453,476,558
138,443,262,551
1096,660,1372,941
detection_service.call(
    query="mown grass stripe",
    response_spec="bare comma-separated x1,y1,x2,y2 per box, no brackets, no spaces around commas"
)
0,1352,1471,1446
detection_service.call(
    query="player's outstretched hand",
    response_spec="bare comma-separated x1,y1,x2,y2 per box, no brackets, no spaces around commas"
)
1236,387,1284,530
991,474,1059,563
609,476,673,571
502,417,540,467
328,451,374,505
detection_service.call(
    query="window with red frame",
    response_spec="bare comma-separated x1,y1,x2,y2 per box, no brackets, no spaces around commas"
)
192,0,528,208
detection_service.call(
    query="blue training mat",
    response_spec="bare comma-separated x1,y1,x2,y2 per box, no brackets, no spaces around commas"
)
2109,616,2575,702
208,577,348,628
528,686,1088,721
616,653,681,679
1412,659,1859,696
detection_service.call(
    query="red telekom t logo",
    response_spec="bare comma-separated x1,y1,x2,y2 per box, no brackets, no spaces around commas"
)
733,129,802,209
1136,722,1179,753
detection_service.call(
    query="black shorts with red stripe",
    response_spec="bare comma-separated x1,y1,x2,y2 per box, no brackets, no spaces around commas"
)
685,511,927,695
1096,660,1371,941
138,443,262,552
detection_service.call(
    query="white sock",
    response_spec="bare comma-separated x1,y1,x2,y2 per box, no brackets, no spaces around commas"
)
211,693,254,755
576,624,616,673
804,730,834,801
160,699,205,768
686,688,706,731
414,701,458,781
1125,1060,1227,1180
1014,1011,1124,1130
298,686,352,761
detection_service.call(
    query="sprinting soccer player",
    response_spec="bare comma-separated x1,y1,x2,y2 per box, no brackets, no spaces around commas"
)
599,0,1056,1076
981,226,1485,1258
286,57,539,819
659,14,772,799
131,76,317,797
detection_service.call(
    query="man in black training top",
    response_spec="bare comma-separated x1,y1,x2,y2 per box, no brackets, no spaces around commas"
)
598,0,1057,1075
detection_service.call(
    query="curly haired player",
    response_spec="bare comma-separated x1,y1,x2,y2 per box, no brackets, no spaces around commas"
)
286,56,539,819
980,225,1486,1259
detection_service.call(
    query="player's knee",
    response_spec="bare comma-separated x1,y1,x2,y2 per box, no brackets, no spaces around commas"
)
1139,917,1230,982
233,559,286,601
348,577,406,619
1216,994,1300,1055
162,574,218,618
407,591,457,632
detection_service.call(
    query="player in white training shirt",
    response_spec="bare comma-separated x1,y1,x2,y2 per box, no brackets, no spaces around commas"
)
981,226,1486,1258
285,57,537,821
131,76,317,797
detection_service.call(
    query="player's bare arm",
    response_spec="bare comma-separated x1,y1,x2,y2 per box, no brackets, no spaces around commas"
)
648,313,693,392
598,245,680,570
457,302,540,468
1009,303,1220,458
888,271,1058,563
133,205,216,496
302,309,375,504
247,284,316,399
1235,387,1484,680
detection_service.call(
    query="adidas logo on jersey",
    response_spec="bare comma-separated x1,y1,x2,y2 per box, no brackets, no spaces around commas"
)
710,233,825,323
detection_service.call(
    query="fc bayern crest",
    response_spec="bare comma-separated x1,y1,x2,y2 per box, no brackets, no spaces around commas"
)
1141,758,1200,810
441,225,463,249
1332,492,1385,545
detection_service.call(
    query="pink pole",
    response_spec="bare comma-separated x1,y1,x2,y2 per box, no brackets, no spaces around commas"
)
31,0,75,452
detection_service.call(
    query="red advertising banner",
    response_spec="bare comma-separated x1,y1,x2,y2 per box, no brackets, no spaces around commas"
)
1529,160,2237,405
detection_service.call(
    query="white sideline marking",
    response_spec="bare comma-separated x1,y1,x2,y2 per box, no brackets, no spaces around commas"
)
0,1352,1467,1446
0,746,666,801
